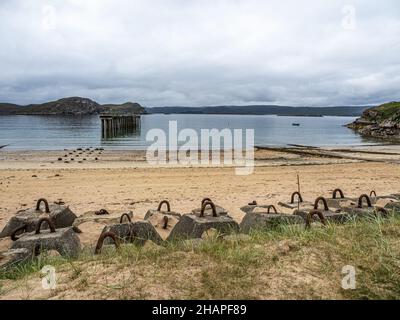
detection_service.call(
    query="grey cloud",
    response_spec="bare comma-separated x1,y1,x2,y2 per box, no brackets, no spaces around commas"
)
0,0,399,107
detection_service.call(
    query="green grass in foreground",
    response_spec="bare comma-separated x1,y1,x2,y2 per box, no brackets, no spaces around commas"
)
1,213,400,299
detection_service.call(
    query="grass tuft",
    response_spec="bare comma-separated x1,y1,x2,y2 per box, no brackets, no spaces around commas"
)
1,212,400,299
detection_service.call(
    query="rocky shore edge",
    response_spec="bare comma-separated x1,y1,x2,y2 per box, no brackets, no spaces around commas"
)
347,101,400,140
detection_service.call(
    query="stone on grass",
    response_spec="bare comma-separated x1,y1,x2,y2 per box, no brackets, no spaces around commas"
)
384,202,400,212
0,248,32,270
0,198,77,239
240,211,303,233
144,201,181,240
11,218,81,258
168,200,239,240
294,209,352,224
101,221,164,246
168,214,239,240
340,194,390,218
294,196,352,225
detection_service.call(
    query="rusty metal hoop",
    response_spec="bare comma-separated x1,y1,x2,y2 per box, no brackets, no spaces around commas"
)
162,216,169,229
290,192,303,204
267,205,278,214
332,189,345,199
370,190,377,197
10,224,28,241
306,209,327,228
358,194,372,208
94,231,120,255
119,213,132,224
35,217,56,234
157,200,171,212
36,198,50,213
314,197,329,211
202,198,213,205
200,201,217,217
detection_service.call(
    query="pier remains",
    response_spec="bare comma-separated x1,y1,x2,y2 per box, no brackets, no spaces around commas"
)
100,113,141,138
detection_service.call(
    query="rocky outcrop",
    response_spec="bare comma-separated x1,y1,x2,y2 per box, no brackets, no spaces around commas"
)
0,97,145,115
347,102,400,140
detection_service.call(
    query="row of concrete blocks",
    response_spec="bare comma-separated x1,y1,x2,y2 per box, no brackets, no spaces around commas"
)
0,199,239,269
1,193,400,269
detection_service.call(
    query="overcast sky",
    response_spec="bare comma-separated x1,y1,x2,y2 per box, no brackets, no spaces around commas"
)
0,0,399,107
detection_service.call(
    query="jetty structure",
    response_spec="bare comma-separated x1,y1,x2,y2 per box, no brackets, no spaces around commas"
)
100,113,141,139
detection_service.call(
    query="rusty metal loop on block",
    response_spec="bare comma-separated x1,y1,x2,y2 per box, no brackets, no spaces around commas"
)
119,213,132,224
370,190,377,197
95,209,110,216
36,198,50,213
358,194,372,208
94,231,120,255
201,198,213,205
290,192,303,204
267,205,278,214
10,224,28,241
35,217,56,234
200,200,217,217
162,216,169,229
332,189,345,199
314,197,329,211
157,200,171,212
306,209,326,228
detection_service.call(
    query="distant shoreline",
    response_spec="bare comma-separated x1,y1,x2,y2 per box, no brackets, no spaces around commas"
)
0,97,369,117
0,113,356,117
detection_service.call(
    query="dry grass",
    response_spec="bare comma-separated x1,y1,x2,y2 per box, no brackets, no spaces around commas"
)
1,213,400,300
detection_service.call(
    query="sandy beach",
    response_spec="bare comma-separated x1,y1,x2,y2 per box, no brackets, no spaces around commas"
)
1,145,400,245
1,145,400,300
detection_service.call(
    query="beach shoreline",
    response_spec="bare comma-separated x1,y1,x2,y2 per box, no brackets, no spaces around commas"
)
1,143,400,300
1,145,400,225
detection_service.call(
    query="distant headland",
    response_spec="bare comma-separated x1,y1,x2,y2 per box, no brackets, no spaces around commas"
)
0,97,371,117
347,101,400,140
0,97,145,115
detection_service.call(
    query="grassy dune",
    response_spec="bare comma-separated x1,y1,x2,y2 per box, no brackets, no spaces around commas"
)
1,213,400,300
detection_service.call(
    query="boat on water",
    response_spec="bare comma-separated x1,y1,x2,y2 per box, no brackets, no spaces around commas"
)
292,123,300,126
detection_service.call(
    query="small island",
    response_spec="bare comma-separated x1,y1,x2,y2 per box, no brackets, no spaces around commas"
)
347,101,400,140
0,97,145,115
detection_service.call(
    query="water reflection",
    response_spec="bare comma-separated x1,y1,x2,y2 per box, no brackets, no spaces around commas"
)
0,114,379,150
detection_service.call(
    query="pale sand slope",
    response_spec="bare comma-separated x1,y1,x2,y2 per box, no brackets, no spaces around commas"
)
1,148,400,299
1,147,400,246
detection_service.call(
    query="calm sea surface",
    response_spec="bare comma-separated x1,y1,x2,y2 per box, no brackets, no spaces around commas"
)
0,114,376,150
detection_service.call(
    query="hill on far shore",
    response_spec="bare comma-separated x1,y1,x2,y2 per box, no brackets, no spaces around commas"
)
0,97,145,115
0,98,371,117
147,105,368,116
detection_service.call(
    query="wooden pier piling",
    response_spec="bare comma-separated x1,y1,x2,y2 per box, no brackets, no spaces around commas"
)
100,114,141,139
